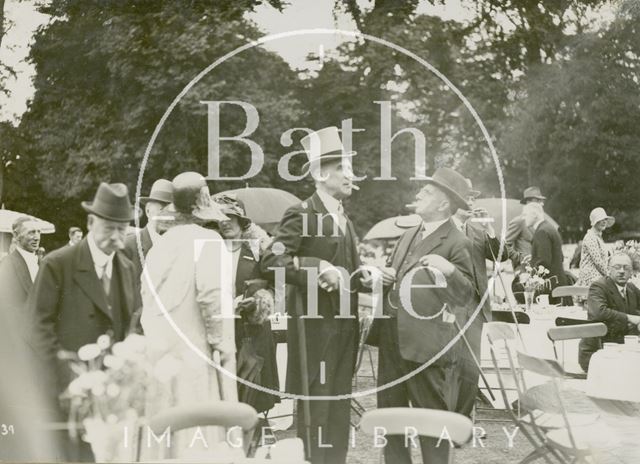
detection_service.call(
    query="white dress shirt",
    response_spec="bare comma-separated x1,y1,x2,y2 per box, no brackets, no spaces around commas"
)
87,231,115,279
421,218,449,240
15,245,39,282
317,189,347,233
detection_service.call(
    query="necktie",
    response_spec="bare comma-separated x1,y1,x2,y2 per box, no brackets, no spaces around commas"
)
336,202,346,233
101,262,111,297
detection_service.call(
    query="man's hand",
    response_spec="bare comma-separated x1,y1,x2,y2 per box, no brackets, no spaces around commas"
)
318,260,341,292
471,208,496,236
379,267,397,286
628,314,640,325
419,254,456,277
522,254,532,265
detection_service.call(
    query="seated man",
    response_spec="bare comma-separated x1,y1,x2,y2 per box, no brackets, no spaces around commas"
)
578,253,640,371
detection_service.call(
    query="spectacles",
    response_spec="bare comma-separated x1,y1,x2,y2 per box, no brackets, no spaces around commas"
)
611,265,632,271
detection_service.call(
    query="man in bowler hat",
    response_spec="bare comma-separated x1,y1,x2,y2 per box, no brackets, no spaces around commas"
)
368,167,477,464
27,183,136,459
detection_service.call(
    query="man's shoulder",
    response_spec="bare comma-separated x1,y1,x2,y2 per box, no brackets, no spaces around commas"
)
589,276,611,293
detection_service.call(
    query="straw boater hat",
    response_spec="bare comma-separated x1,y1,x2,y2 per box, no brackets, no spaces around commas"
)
300,126,356,171
423,167,472,211
589,207,615,228
81,183,136,222
139,179,173,205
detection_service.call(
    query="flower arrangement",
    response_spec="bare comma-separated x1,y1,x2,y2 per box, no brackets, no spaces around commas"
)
519,264,551,293
61,333,153,462
613,240,640,273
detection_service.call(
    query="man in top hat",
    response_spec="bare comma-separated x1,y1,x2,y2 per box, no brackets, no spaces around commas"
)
27,183,136,419
506,186,546,272
368,167,477,464
261,126,366,464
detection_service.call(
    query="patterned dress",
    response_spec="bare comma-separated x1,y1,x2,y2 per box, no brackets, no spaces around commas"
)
578,228,609,287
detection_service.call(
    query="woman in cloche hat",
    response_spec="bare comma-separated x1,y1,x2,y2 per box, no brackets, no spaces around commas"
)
577,207,615,287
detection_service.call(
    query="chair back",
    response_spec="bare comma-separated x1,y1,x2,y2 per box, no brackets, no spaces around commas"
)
491,310,530,324
147,402,258,434
547,323,607,342
359,408,473,445
485,322,516,345
555,317,593,327
551,285,589,298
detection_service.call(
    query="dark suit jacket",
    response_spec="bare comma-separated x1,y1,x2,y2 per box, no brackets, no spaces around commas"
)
123,226,153,280
578,277,640,371
0,249,34,329
531,220,568,302
27,238,136,393
372,219,476,366
506,215,533,270
261,191,361,395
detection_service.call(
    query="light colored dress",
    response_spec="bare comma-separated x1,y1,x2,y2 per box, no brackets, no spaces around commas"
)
578,228,609,287
140,224,237,459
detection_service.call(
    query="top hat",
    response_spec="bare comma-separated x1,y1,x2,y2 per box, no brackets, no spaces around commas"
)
171,172,228,222
139,179,173,205
589,207,615,228
300,126,356,171
213,194,252,228
423,167,471,211
82,183,136,222
520,186,546,204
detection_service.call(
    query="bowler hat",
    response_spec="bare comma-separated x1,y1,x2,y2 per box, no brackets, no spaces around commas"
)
520,186,546,204
81,183,135,222
423,167,471,211
300,126,356,171
139,179,173,205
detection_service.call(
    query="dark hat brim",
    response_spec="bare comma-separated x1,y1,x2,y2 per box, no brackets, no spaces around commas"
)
225,212,252,228
81,201,136,222
423,178,471,211
520,195,546,205
138,196,172,205
302,151,356,172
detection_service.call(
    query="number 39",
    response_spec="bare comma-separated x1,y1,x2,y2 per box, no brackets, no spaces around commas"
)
1,424,15,435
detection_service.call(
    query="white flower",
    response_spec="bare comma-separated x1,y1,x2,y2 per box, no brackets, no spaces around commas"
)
91,383,105,396
103,354,125,370
68,378,86,396
106,384,120,398
97,334,111,350
78,344,101,361
106,414,118,425
124,334,146,353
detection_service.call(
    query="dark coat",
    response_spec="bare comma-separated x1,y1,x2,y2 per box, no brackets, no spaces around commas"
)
261,191,361,396
26,238,136,393
506,215,533,270
370,219,476,366
531,220,569,303
579,276,640,371
0,249,34,329
122,226,153,280
233,243,280,414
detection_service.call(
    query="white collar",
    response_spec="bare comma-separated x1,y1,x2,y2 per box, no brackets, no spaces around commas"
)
87,231,115,278
451,215,465,232
421,218,449,240
316,189,343,215
147,224,160,245
15,245,39,281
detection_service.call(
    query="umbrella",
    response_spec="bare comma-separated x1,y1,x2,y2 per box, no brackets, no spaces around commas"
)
363,214,421,240
473,198,559,235
217,187,300,234
0,209,56,234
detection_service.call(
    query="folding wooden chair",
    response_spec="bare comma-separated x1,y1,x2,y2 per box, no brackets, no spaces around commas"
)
516,351,602,464
491,310,531,325
546,323,607,379
551,286,589,300
359,408,473,464
135,401,258,461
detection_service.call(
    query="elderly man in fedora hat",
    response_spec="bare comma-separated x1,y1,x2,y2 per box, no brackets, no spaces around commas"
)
506,186,546,272
367,167,477,464
261,126,367,464
27,182,137,460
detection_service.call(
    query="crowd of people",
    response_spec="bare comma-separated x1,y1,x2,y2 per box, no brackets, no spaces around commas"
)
1,125,640,464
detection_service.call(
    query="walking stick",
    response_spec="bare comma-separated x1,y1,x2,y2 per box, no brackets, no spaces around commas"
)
294,291,312,461
452,317,496,402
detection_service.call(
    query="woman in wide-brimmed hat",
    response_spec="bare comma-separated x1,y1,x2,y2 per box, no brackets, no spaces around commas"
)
578,207,615,287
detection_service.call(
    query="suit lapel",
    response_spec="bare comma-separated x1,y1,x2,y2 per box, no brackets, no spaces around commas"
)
11,250,32,294
114,251,135,317
605,277,628,313
309,191,343,237
73,239,111,319
235,244,258,296
400,220,453,273
141,227,153,256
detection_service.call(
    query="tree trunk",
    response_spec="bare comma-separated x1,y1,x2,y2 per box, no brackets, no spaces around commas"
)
0,0,6,50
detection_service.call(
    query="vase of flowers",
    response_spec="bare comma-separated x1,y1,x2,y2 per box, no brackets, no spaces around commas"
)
518,265,550,311
61,333,151,462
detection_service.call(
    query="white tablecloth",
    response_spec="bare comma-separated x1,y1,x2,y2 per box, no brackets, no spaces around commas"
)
586,346,640,402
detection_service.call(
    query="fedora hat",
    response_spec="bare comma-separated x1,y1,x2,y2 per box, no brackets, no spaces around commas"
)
520,186,546,204
139,179,173,205
171,172,228,222
589,207,615,228
81,183,136,222
300,126,356,171
423,167,471,211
